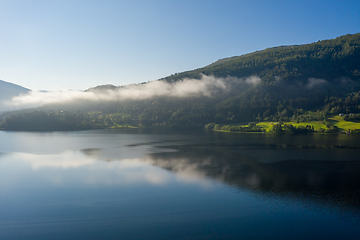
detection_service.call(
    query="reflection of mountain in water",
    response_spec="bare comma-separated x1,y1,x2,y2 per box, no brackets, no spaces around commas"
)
146,143,360,211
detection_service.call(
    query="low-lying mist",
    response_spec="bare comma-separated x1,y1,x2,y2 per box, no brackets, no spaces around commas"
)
3,74,358,114
5,75,261,110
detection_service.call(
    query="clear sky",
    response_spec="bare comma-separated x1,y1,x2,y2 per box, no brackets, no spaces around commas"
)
1,0,359,91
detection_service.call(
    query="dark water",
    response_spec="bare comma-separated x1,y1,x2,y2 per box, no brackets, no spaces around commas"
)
0,129,360,239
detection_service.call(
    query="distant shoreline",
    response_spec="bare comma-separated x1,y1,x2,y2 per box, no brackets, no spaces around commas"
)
1,114,360,134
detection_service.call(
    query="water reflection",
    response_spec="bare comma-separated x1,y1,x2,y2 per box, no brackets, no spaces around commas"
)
1,131,360,239
6,139,357,210
1,151,172,186
75,140,360,212
83,141,360,224
2,139,360,210
143,144,360,212
12,151,97,169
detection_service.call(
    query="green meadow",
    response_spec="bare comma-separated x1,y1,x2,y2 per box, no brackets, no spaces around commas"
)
328,116,360,130
212,115,360,134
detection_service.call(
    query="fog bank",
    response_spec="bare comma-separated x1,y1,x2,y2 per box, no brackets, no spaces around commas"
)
5,75,261,109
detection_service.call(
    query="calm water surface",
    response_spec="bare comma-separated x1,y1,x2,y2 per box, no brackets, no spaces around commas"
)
0,129,359,239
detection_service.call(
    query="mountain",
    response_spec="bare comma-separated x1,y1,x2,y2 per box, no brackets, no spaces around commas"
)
2,33,360,130
0,80,30,112
0,80,30,101
162,33,360,83
84,33,360,125
86,84,118,92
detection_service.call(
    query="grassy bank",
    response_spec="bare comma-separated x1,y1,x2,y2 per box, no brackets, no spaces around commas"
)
327,116,360,131
207,115,360,134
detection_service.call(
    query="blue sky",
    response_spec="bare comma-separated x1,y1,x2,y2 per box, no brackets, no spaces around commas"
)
1,0,359,91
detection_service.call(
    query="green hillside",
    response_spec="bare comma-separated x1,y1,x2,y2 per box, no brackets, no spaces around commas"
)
162,33,360,84
2,33,360,131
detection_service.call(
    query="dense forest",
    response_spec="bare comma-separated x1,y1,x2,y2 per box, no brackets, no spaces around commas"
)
1,33,360,131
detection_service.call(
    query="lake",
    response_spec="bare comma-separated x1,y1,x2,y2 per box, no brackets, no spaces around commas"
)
0,129,360,239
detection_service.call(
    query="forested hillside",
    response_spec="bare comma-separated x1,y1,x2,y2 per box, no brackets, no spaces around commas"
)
1,33,360,131
162,33,360,83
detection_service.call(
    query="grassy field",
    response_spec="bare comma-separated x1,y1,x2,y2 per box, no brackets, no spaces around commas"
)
290,122,327,131
220,115,360,133
256,122,274,132
256,121,328,132
327,115,360,130
110,125,139,129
